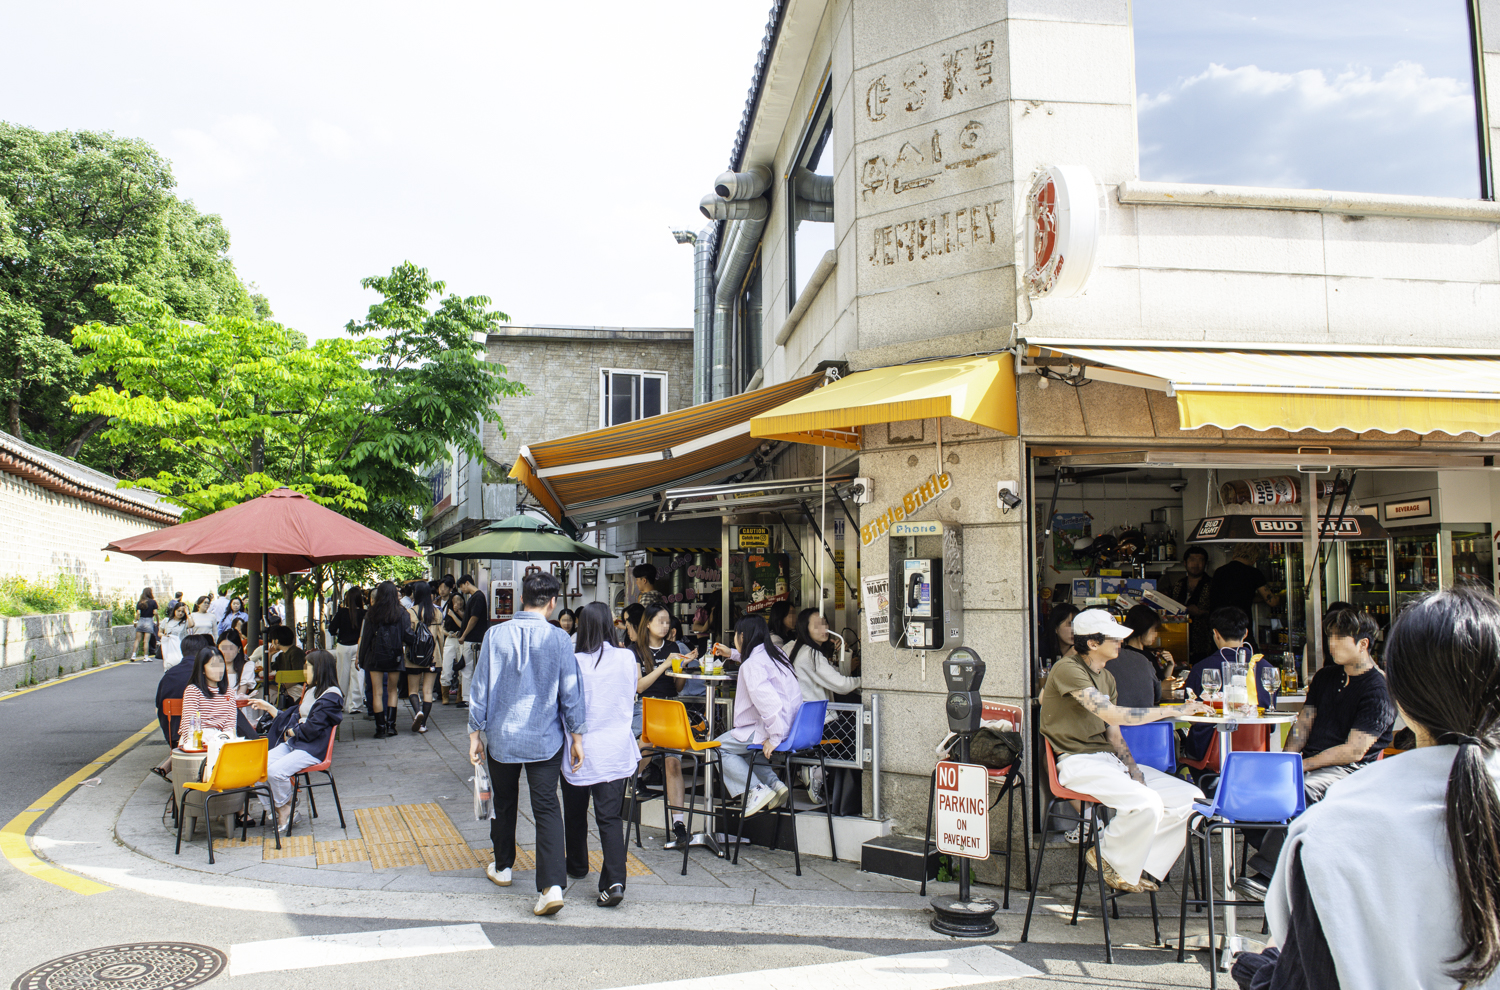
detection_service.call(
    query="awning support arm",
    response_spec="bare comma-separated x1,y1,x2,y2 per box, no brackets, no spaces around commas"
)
795,500,860,603
1302,469,1341,600
1311,470,1357,601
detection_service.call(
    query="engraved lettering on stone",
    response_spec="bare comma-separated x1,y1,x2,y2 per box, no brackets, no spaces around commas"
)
975,40,994,88
943,121,996,171
891,141,940,194
861,156,890,201
942,48,969,101
930,129,943,163
859,121,999,201
902,63,928,112
866,76,890,121
867,199,1005,266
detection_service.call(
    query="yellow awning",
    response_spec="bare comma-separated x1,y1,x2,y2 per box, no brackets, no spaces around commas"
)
749,354,1018,449
1030,344,1500,436
509,373,824,527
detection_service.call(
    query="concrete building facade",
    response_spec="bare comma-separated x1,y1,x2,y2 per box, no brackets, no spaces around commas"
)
686,0,1500,865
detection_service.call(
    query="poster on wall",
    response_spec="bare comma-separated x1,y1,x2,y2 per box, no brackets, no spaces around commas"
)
1050,512,1092,569
833,518,846,611
864,573,890,643
744,553,790,613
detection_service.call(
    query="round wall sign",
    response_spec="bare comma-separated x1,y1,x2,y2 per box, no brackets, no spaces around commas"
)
1024,164,1103,299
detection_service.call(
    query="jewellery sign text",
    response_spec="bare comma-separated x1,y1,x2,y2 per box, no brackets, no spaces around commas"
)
860,473,952,546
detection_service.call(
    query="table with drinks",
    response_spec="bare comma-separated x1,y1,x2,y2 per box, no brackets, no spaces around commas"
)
669,648,737,853
1173,654,1299,969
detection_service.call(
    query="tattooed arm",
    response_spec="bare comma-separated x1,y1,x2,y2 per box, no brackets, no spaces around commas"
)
1283,705,1317,754
1072,687,1213,726
1107,725,1145,783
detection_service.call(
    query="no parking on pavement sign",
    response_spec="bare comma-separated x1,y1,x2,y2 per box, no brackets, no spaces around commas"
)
935,760,989,860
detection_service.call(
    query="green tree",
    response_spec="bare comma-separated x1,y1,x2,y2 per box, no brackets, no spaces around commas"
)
70,263,526,540
0,123,252,453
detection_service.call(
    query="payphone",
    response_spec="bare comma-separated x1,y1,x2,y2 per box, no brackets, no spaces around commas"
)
888,521,964,651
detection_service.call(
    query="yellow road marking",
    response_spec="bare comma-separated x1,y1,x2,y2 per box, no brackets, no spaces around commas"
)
0,718,158,895
0,660,134,701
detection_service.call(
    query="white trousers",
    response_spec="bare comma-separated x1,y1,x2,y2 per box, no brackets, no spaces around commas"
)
1056,752,1204,886
336,643,363,711
440,637,462,688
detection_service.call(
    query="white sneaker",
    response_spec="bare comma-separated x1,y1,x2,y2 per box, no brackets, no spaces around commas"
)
769,782,791,809
743,784,778,818
487,862,512,887
1064,822,1094,845
533,884,564,916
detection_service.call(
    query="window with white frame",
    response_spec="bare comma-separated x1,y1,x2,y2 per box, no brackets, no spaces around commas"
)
599,369,667,428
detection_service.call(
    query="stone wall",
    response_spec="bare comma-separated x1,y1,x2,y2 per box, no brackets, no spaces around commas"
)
0,472,237,604
482,328,693,468
0,611,136,692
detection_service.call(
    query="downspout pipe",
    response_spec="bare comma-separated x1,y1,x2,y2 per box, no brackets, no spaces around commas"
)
712,213,767,400
691,226,713,405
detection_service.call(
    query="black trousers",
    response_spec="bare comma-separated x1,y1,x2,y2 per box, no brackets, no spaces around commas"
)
562,776,628,891
488,746,565,892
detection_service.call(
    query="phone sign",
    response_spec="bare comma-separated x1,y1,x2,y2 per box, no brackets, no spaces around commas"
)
935,761,990,859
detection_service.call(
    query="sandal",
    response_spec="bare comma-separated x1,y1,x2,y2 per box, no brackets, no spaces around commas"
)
150,767,171,782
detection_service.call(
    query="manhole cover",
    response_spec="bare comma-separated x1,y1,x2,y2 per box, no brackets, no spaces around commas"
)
11,943,225,990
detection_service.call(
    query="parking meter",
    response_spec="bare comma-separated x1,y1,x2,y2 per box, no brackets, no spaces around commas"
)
943,647,985,734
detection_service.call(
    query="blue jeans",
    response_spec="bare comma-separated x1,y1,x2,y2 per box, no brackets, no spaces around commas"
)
713,731,779,797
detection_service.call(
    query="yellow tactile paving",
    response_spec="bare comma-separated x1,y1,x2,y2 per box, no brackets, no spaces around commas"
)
316,839,369,864
367,841,424,869
353,806,412,844
263,835,315,859
397,803,467,846
423,844,481,872
213,836,263,850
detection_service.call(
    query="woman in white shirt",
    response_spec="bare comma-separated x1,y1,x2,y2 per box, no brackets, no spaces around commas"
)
159,601,189,669
562,602,639,908
187,595,217,640
788,608,860,703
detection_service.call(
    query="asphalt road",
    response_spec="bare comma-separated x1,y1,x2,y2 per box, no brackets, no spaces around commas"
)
0,661,1217,989
0,660,163,824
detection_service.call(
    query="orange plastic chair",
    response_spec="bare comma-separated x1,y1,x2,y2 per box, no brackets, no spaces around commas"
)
289,731,345,831
628,698,721,875
1021,739,1159,963
175,737,278,863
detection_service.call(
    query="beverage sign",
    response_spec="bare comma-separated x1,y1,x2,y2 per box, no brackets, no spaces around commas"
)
1384,497,1432,522
934,760,990,859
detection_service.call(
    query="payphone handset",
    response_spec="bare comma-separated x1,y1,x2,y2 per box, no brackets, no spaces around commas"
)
889,520,963,652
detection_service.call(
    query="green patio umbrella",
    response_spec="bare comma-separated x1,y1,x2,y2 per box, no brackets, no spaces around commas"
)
435,514,616,562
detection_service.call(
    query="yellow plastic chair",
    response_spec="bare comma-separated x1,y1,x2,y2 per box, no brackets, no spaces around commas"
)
175,737,279,863
628,697,721,875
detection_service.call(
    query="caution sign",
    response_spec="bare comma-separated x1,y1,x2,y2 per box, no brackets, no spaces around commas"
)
935,760,990,860
737,525,770,549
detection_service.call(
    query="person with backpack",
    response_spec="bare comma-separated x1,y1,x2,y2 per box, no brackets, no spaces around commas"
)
404,581,442,733
358,581,410,739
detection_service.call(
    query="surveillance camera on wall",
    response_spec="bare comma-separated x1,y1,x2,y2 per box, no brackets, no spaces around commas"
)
1169,480,1188,493
997,480,1022,513
851,477,873,504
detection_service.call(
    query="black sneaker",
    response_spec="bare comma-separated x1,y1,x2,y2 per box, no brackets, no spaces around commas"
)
666,821,690,849
455,700,468,709
1234,872,1271,901
597,883,624,907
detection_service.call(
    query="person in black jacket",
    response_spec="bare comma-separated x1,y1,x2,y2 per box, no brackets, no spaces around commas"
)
244,649,343,833
151,633,215,781
357,581,409,739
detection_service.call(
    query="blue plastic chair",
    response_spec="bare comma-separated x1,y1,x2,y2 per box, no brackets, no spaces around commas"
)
1177,752,1305,988
1120,722,1178,774
732,700,836,874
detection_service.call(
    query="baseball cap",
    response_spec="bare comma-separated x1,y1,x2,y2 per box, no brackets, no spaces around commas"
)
1072,609,1133,639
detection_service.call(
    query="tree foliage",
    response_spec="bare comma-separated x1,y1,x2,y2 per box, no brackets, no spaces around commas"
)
70,263,526,541
0,123,253,453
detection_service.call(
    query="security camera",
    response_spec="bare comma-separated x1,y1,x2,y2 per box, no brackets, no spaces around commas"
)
1169,480,1188,493
997,480,1022,513
851,477,873,504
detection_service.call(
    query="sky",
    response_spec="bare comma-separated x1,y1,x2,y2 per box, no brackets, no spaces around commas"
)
1134,0,1484,198
1,2,773,337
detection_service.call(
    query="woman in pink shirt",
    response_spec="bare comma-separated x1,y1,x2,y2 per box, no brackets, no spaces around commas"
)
712,616,803,818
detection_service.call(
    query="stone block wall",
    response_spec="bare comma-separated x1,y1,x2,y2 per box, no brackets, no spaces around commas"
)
481,328,693,468
0,472,237,604
0,611,136,692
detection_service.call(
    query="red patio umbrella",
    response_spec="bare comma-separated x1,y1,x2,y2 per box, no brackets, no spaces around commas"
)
103,487,417,575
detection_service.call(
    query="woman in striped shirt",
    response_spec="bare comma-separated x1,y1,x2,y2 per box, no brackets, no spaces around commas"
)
179,647,239,749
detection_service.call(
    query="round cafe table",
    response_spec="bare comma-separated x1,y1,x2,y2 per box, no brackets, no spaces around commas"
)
1171,709,1299,969
670,670,736,854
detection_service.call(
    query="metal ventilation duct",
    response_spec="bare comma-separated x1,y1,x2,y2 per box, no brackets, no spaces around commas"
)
691,225,713,405
700,193,770,221
714,163,773,200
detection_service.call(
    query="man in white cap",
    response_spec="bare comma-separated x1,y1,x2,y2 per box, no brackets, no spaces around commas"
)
1040,608,1214,893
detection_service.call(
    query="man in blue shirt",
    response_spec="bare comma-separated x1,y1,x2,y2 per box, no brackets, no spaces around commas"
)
468,571,586,916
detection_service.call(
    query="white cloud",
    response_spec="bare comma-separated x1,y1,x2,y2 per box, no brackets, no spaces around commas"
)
169,114,281,184
1139,61,1480,197
306,120,354,160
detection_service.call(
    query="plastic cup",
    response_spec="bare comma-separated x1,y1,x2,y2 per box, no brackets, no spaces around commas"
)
672,656,682,673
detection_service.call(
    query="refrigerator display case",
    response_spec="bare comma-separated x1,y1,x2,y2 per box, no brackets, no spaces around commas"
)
1446,527,1495,593
1385,524,1493,611
1343,538,1394,629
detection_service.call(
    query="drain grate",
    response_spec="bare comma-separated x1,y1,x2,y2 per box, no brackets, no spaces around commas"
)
11,943,225,990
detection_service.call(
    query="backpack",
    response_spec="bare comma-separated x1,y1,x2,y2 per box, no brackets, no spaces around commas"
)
968,727,1023,771
408,611,436,663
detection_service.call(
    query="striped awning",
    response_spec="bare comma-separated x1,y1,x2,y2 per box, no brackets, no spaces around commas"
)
1026,341,1500,436
509,373,824,528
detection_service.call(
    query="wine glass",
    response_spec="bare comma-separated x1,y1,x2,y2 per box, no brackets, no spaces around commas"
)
1201,668,1221,702
1260,664,1280,709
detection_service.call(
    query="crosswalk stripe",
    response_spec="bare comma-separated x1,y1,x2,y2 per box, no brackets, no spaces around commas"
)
228,923,492,976
593,946,1039,990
